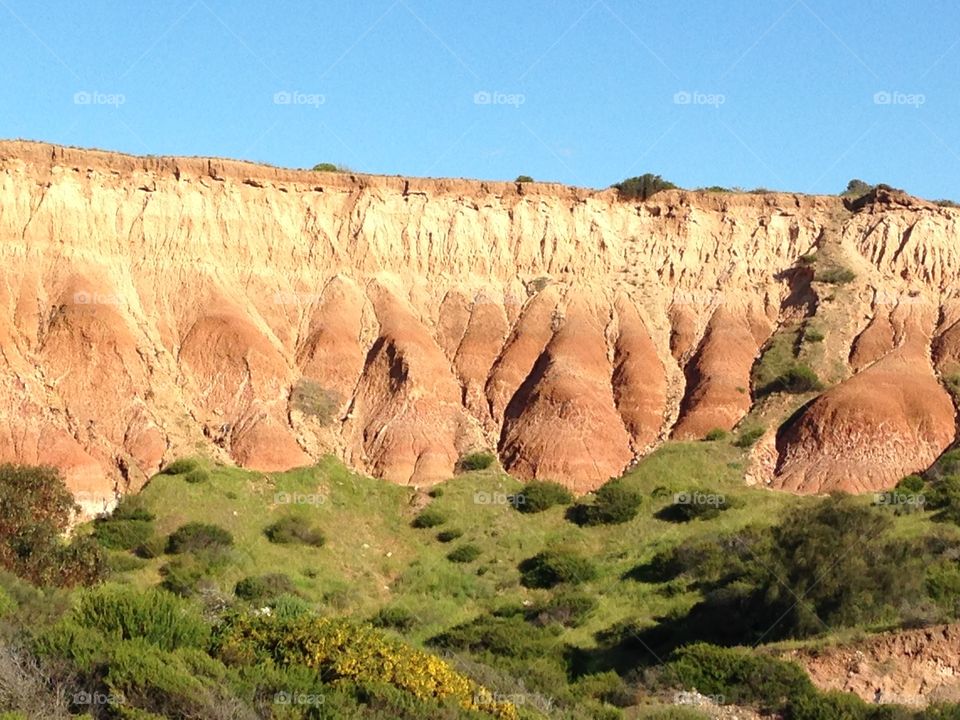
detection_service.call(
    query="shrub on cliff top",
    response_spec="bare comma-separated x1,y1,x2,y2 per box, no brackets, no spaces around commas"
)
614,174,678,201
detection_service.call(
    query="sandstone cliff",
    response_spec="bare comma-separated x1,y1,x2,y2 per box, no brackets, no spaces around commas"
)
0,141,957,511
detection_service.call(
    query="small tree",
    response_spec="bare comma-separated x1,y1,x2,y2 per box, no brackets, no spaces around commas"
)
613,174,678,201
842,179,873,197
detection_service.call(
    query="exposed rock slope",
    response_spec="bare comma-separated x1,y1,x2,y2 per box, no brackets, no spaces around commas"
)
0,142,957,509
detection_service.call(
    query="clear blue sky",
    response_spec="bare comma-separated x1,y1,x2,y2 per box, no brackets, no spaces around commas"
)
2,1,959,197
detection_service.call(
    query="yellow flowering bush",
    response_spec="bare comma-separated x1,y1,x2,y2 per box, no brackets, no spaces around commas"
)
212,613,517,719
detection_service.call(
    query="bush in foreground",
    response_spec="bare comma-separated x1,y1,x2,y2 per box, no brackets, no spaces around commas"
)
0,464,105,587
614,174,678,201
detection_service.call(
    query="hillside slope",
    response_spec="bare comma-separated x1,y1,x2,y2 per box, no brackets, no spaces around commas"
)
0,141,958,511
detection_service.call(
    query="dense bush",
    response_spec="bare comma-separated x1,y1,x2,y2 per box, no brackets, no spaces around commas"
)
704,428,728,441
760,364,824,395
166,522,234,554
234,573,297,603
0,464,105,587
63,584,209,651
519,549,597,588
665,643,815,713
411,507,446,529
614,174,678,201
656,491,739,523
161,457,200,475
92,517,154,550
212,613,518,719
312,162,350,172
457,451,496,472
447,544,482,563
515,481,574,513
528,589,597,628
372,605,419,631
263,515,326,547
515,175,534,183
569,480,642,526
436,528,463,543
430,613,561,660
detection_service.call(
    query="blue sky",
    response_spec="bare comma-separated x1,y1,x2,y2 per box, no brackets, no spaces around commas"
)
1,1,958,197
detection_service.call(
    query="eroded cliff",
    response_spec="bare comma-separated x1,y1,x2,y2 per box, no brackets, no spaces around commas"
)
0,141,957,511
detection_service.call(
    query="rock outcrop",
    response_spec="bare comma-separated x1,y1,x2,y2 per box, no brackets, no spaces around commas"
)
0,141,957,507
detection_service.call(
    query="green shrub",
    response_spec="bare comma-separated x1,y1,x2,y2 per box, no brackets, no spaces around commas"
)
70,584,209,650
457,451,496,472
797,252,818,265
161,458,200,475
804,328,825,343
93,518,154,550
430,613,560,660
372,605,420,631
733,425,765,448
898,475,926,493
666,643,815,713
411,507,446,529
234,573,297,603
842,178,874,197
159,555,218,597
0,464,105,587
515,175,534,183
106,551,148,573
311,162,349,172
657,491,739,522
515,481,574,513
614,174,678,201
570,480,642,526
263,516,325,547
183,468,210,484
166,522,233,554
529,588,597,628
704,428,728,441
110,495,155,521
447,544,482,563
519,549,597,588
760,364,824,395
436,528,463,543
212,613,516,719
816,267,856,285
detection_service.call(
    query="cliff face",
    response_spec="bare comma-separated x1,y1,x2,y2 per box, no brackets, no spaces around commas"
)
0,141,957,512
